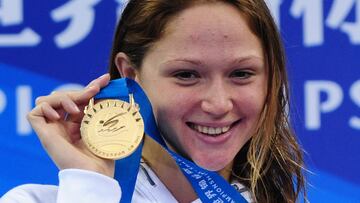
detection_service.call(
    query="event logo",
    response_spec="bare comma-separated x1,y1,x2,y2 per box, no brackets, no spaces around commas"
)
1,0,360,48
305,80,360,130
266,0,360,46
0,0,128,48
0,0,40,46
0,78,83,136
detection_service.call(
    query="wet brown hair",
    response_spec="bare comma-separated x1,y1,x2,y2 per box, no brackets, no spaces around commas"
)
108,0,306,202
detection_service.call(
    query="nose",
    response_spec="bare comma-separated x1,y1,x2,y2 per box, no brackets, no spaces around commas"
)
200,81,234,117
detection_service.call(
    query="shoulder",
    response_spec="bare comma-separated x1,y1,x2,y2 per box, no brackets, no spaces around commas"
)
1,184,58,203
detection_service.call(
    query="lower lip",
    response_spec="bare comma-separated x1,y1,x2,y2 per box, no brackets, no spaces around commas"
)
191,126,235,145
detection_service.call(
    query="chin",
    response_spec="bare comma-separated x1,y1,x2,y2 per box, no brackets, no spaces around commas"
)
192,153,233,172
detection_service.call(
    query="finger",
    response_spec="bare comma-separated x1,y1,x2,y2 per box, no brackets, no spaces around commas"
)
60,76,110,105
36,74,110,107
28,106,79,160
35,87,97,110
59,97,81,115
74,85,100,104
86,73,111,89
27,104,60,143
28,102,60,122
64,110,84,124
65,122,81,143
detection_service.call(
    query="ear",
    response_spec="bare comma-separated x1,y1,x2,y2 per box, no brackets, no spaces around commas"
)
114,52,137,79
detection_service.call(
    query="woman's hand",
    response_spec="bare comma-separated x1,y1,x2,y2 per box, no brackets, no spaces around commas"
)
27,74,115,177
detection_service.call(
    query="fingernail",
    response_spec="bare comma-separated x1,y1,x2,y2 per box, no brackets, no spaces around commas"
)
54,112,61,120
72,103,80,112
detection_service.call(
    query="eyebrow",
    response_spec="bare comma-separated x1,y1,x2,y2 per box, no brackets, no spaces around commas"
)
163,58,202,66
233,55,264,64
163,55,263,66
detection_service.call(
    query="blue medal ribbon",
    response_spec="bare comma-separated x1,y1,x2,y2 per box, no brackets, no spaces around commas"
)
94,78,247,203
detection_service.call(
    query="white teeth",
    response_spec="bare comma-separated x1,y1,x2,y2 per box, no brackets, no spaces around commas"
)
222,126,230,132
209,128,215,134
203,126,208,133
192,124,231,135
215,128,221,134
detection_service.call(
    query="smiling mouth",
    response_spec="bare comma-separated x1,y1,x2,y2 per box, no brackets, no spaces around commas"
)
187,121,239,137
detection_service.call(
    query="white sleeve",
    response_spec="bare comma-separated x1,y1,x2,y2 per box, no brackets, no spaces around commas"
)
1,169,122,203
0,184,58,203
57,169,121,203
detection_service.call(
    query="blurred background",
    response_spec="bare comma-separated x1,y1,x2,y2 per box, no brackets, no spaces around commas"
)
0,0,359,202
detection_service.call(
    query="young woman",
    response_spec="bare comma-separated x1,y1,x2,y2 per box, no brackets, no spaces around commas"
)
2,0,306,202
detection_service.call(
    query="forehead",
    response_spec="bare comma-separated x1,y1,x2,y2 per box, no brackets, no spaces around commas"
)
151,2,263,59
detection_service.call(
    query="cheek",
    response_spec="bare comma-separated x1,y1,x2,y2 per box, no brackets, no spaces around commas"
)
152,101,188,152
149,86,197,117
236,87,267,127
251,80,267,110
237,87,266,109
147,90,198,145
152,96,195,129
249,94,266,115
146,90,185,129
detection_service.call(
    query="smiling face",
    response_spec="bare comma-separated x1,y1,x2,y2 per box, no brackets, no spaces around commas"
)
133,2,267,171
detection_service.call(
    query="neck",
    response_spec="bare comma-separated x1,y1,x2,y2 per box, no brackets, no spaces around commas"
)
218,161,234,181
142,136,197,203
165,138,234,181
142,136,234,202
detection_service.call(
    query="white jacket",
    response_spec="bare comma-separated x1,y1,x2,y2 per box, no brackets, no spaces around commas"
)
1,163,252,203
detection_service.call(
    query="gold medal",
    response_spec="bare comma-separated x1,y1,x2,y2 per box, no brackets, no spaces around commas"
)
80,94,144,160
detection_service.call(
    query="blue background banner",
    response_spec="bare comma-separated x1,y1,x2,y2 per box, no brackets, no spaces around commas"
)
0,0,359,201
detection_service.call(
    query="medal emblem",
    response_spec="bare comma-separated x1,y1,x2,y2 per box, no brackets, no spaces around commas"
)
80,94,144,160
